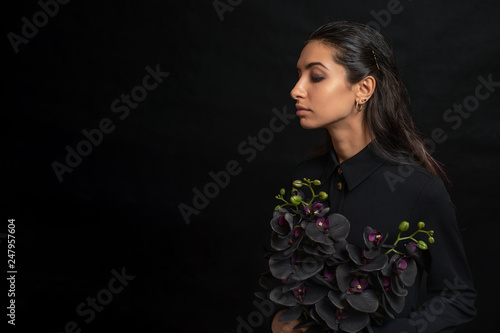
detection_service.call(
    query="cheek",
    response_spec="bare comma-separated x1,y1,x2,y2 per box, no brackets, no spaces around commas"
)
316,84,353,116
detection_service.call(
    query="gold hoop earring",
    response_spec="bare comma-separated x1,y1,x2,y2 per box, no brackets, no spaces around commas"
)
356,99,367,112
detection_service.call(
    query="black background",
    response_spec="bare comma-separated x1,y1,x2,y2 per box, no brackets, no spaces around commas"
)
3,0,500,332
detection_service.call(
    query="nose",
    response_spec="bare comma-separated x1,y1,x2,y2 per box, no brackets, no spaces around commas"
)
290,79,306,101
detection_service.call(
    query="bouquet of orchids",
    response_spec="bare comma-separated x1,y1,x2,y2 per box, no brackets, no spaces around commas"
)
256,178,435,333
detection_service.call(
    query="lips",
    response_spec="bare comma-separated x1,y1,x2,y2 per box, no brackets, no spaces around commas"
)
295,105,311,116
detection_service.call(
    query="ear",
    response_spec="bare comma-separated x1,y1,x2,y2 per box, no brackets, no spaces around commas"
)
355,75,376,105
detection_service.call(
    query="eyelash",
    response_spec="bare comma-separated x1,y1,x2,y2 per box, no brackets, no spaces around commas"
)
297,74,324,82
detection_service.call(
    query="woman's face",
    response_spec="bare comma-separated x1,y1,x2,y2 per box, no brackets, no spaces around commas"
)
290,40,358,130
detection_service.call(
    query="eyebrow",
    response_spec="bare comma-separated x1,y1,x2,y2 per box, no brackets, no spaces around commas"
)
297,62,329,71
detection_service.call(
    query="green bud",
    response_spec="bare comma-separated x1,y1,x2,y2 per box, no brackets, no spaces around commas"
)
417,221,425,229
428,236,435,244
399,221,410,232
313,180,321,186
290,195,302,205
280,188,286,195
429,230,434,235
293,180,303,187
274,205,281,211
418,240,428,250
319,191,328,200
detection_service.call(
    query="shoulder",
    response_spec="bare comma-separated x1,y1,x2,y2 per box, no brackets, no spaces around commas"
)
376,158,456,225
377,152,450,200
389,159,451,205
392,164,456,221
414,172,454,211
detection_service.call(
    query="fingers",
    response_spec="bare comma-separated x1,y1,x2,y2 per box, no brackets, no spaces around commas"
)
271,312,308,333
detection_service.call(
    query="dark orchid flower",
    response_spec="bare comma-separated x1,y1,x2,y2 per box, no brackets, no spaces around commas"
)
382,276,390,292
305,216,334,246
326,239,349,265
349,277,368,294
405,242,420,258
269,280,329,307
271,217,305,253
369,230,384,245
390,254,417,287
257,271,282,290
276,304,304,323
393,257,407,273
380,253,417,306
346,244,388,272
326,213,351,241
363,227,390,259
292,284,308,303
311,265,338,290
336,263,379,313
315,216,330,230
322,266,336,283
282,223,307,257
302,239,335,259
261,181,436,332
291,224,304,238
315,298,370,333
303,201,330,217
269,252,324,282
255,271,283,302
270,208,294,236
336,307,349,321
270,208,302,251
376,273,405,315
304,213,350,250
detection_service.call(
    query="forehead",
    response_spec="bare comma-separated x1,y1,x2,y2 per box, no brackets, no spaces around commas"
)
296,40,336,68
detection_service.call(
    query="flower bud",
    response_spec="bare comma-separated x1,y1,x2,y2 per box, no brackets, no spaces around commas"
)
290,195,302,205
399,221,410,232
318,191,328,200
428,236,435,244
280,188,286,195
417,240,428,250
274,205,281,211
417,221,425,229
293,180,303,188
313,180,321,186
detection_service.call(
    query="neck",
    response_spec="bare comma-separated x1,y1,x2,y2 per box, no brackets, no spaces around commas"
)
326,119,373,163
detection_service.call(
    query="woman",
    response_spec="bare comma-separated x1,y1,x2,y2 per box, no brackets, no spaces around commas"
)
271,21,476,332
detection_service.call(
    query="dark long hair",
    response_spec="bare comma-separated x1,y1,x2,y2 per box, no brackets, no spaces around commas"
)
304,21,446,179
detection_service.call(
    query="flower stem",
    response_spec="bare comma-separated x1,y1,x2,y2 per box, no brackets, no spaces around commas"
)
301,306,311,320
385,228,433,255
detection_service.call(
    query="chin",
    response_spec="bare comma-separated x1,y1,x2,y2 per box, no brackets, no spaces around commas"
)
298,118,321,130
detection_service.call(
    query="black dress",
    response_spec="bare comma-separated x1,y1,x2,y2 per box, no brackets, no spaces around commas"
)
290,140,476,332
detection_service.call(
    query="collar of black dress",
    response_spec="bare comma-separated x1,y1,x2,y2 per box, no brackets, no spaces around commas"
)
319,140,386,191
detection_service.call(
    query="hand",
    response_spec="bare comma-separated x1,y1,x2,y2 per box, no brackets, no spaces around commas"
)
271,310,308,333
